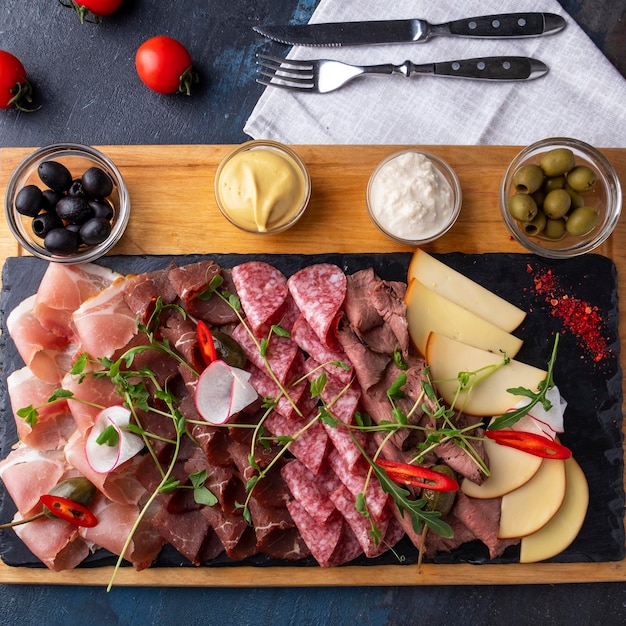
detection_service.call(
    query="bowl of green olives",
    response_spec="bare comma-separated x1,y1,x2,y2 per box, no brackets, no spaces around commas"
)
5,143,130,263
500,137,621,258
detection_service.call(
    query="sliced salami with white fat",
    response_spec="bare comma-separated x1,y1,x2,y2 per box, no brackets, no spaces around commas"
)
287,264,347,348
231,262,289,336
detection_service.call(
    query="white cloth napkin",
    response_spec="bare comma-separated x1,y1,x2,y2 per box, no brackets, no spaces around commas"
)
244,0,626,146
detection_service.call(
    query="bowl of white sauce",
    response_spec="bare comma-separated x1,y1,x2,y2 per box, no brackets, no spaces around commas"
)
366,150,462,245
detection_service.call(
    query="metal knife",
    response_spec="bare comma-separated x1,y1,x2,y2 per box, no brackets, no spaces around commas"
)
253,13,567,47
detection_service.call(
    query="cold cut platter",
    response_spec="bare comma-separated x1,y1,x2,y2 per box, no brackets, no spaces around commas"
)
0,144,624,587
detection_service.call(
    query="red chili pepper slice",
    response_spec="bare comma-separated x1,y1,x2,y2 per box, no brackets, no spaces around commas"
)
376,459,459,492
485,430,572,460
39,494,98,528
197,320,217,366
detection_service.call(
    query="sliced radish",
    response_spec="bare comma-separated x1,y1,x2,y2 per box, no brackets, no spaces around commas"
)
195,360,258,425
85,405,144,474
510,385,566,439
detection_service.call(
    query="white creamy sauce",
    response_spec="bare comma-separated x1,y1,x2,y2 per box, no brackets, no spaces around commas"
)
369,152,454,240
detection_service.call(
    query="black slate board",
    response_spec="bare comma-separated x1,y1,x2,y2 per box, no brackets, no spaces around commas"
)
0,253,623,570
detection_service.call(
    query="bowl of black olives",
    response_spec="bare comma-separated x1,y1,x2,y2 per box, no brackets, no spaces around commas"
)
5,143,129,263
500,137,621,258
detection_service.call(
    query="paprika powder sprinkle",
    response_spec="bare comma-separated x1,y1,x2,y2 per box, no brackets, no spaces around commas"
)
530,267,609,362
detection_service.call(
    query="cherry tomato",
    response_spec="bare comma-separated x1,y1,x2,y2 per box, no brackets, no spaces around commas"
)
59,0,123,23
135,36,198,95
0,50,37,112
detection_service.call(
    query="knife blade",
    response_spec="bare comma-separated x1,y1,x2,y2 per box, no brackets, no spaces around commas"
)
253,13,566,47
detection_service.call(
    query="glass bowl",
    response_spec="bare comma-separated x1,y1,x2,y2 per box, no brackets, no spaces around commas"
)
366,150,462,245
214,140,311,234
5,143,130,264
500,137,621,258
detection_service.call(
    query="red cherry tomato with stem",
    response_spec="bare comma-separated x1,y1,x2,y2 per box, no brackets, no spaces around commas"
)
0,50,38,112
135,36,198,95
58,0,123,24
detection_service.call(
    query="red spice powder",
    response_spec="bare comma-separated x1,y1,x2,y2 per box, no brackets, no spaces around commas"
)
529,267,609,362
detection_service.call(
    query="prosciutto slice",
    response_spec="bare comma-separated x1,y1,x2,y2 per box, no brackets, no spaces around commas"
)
33,262,121,339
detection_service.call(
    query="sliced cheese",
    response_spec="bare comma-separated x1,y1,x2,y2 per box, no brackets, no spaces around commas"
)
405,278,523,357
498,457,567,539
408,249,526,332
425,332,547,417
519,456,589,563
461,437,543,499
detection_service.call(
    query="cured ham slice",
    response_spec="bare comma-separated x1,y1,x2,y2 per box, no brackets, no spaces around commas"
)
7,367,75,451
0,445,67,516
231,261,289,336
79,495,165,570
287,264,347,348
33,262,121,339
13,515,90,571
71,277,138,359
6,294,74,384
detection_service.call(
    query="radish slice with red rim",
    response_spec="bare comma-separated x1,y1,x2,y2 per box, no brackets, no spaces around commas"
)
195,360,258,424
85,405,144,474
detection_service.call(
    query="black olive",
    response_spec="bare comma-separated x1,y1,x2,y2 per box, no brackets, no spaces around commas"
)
38,160,72,193
80,217,111,245
44,228,80,255
88,199,114,221
32,212,63,237
55,196,93,224
82,166,113,198
42,189,63,211
68,179,87,198
15,184,44,217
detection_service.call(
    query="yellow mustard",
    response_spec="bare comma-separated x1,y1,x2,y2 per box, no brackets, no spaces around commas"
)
217,147,307,233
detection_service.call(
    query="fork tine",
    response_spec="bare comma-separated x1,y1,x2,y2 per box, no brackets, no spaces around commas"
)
257,69,313,84
256,54,314,70
256,78,314,92
255,53,315,90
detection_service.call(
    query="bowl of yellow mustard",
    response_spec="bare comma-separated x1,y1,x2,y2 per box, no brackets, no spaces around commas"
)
214,140,311,234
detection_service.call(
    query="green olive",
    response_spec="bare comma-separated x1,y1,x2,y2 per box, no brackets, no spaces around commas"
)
567,165,596,192
566,206,598,236
513,164,544,194
507,193,538,222
542,175,566,193
543,189,571,219
542,218,567,240
531,189,545,209
522,210,547,236
539,148,575,177
565,185,585,209
423,465,457,516
211,330,247,369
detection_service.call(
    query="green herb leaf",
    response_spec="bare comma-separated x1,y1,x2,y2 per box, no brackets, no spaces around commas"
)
96,425,120,447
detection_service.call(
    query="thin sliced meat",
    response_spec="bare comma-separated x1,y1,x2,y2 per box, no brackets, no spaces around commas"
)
0,445,67,516
33,262,121,339
231,262,289,336
371,280,410,356
7,367,75,451
247,363,309,420
287,264,346,348
123,264,178,323
72,277,138,359
13,515,90,571
7,294,74,384
344,268,384,333
201,505,258,560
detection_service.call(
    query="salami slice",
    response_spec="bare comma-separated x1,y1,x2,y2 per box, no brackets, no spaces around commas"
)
231,262,289,336
247,363,308,420
327,449,389,523
265,411,329,475
291,315,353,384
281,460,336,525
287,264,347,348
329,483,390,558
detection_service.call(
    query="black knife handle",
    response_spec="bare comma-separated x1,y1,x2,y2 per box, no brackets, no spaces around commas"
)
445,13,550,37
418,57,548,81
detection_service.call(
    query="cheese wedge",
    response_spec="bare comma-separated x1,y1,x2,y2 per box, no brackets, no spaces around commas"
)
461,438,543,499
405,278,523,357
519,456,589,563
425,332,547,416
498,457,567,539
408,249,526,332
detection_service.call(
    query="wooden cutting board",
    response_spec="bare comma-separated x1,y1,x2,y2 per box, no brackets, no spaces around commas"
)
0,144,624,587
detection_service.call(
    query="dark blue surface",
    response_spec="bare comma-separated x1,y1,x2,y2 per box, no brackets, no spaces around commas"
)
1,1,626,624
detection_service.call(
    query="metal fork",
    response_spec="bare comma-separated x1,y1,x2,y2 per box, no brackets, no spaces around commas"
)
256,54,548,94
